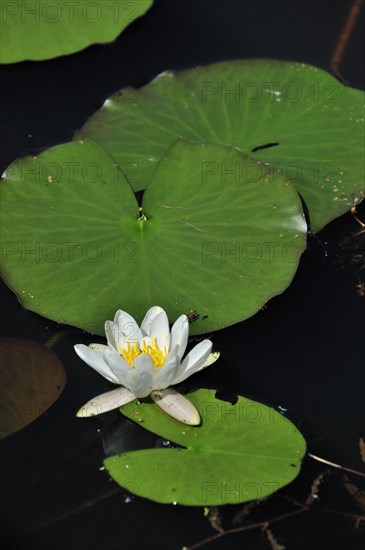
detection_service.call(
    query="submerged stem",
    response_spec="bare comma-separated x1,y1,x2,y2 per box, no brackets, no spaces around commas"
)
44,330,72,349
21,487,122,536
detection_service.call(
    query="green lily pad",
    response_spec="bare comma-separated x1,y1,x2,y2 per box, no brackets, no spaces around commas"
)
104,389,306,506
0,139,306,335
76,59,365,232
0,0,153,63
0,338,66,439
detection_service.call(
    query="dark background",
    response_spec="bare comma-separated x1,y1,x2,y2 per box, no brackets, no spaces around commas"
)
0,1,364,549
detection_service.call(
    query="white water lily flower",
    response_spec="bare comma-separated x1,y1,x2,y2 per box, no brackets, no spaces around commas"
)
74,306,219,425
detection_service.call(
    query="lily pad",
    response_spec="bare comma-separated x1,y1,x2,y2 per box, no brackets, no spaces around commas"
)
0,338,66,439
76,59,365,232
104,389,306,505
0,0,153,63
0,139,306,335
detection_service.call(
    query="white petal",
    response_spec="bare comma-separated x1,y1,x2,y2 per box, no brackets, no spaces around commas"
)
153,354,181,389
172,340,213,384
74,344,119,384
76,387,136,417
202,351,220,367
140,306,167,336
105,321,118,351
104,350,153,398
114,309,143,347
131,354,156,396
170,315,189,359
128,370,154,398
150,388,200,425
89,343,108,354
140,335,152,348
104,348,134,387
150,310,170,350
164,344,180,364
133,353,155,373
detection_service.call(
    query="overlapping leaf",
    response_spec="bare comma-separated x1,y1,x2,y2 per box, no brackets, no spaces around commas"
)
0,0,153,63
104,389,306,505
0,339,66,439
0,139,306,334
76,59,365,231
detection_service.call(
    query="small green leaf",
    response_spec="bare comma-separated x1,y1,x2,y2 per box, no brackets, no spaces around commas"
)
76,59,365,232
0,338,66,439
0,0,153,63
0,139,306,335
103,389,306,506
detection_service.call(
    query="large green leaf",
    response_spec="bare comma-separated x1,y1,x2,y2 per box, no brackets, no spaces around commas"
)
104,389,306,506
0,0,153,63
76,59,365,232
0,139,306,335
0,339,66,439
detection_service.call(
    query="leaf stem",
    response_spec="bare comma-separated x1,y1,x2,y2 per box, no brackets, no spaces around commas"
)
307,453,365,478
186,509,306,549
186,506,365,550
330,0,363,79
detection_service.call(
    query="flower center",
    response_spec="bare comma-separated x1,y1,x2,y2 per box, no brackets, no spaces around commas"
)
120,337,167,368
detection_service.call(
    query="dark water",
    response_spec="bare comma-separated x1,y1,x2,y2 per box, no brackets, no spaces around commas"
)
0,1,364,549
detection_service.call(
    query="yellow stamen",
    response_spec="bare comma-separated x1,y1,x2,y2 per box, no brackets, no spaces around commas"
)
120,337,167,368
120,342,141,366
